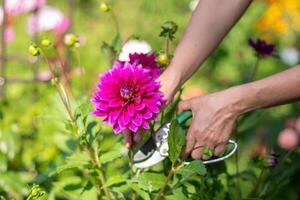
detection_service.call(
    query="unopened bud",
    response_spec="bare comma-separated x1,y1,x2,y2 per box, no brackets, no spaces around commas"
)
100,2,111,12
64,33,78,46
157,53,169,65
41,39,52,47
28,44,40,56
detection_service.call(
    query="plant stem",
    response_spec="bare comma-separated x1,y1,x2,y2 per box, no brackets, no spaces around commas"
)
84,144,112,200
129,150,137,200
249,56,260,82
165,38,170,55
235,136,241,200
248,167,265,198
110,9,120,34
154,165,175,200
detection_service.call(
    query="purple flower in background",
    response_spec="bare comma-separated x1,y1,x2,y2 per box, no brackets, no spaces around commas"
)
248,38,276,57
129,53,160,78
266,152,280,168
91,62,166,134
115,53,160,78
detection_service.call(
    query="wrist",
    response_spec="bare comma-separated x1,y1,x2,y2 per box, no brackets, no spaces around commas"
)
158,67,182,102
222,84,259,116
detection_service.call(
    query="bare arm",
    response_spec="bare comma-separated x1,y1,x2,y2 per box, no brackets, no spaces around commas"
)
159,0,253,100
179,65,300,159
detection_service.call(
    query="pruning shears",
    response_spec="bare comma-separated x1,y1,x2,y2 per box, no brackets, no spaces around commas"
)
133,110,238,169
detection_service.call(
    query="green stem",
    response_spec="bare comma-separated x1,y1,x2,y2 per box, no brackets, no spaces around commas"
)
249,56,260,82
248,167,265,198
154,165,175,200
110,9,120,34
235,136,241,200
129,150,137,200
165,38,170,55
84,144,112,200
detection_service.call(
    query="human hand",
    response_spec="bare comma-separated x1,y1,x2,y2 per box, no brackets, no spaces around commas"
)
179,88,245,160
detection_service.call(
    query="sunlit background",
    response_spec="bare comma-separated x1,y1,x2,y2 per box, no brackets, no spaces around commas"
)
0,0,300,199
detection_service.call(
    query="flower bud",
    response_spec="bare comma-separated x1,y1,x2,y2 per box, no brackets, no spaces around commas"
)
41,39,52,47
162,21,178,35
28,44,40,56
64,33,78,46
157,53,169,65
50,77,59,86
100,2,110,12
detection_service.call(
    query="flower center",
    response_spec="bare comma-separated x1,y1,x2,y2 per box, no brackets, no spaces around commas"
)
120,86,133,100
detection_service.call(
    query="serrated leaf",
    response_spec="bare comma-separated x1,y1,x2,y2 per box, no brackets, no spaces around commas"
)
102,175,126,188
136,172,165,192
54,152,90,175
168,120,186,163
165,186,188,200
128,183,151,200
177,160,206,181
100,150,123,164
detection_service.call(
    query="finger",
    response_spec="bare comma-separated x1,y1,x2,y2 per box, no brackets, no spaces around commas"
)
214,143,226,157
124,129,132,148
178,100,191,114
191,142,203,160
182,131,196,159
133,131,143,147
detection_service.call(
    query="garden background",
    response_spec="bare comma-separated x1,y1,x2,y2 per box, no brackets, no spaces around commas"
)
1,0,300,199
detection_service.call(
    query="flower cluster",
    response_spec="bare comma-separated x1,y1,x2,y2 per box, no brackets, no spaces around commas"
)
92,53,165,134
248,38,276,58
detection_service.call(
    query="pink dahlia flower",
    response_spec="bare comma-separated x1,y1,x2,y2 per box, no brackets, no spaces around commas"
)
115,53,160,78
91,62,165,134
27,6,70,35
5,0,46,15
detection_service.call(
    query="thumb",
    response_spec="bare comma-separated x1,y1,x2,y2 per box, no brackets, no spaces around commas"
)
178,100,191,114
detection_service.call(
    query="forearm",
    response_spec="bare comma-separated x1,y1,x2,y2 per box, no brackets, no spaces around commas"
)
230,65,300,114
161,0,252,92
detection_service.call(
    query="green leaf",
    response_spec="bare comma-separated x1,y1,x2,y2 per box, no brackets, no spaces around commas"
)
112,33,122,52
100,149,124,164
136,172,165,192
102,175,126,188
128,183,151,200
168,119,186,163
163,89,183,124
54,152,90,175
177,160,207,181
79,186,97,200
0,172,27,195
165,186,188,200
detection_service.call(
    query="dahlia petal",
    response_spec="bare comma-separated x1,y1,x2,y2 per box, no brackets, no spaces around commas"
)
146,104,160,114
134,103,145,111
129,122,138,133
91,110,106,117
109,99,123,108
123,110,131,125
132,113,143,126
142,109,153,119
142,121,150,129
113,123,122,134
128,104,135,117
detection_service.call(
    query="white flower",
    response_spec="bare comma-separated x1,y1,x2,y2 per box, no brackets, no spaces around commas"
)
280,47,300,66
5,0,46,15
118,40,152,61
27,6,69,35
